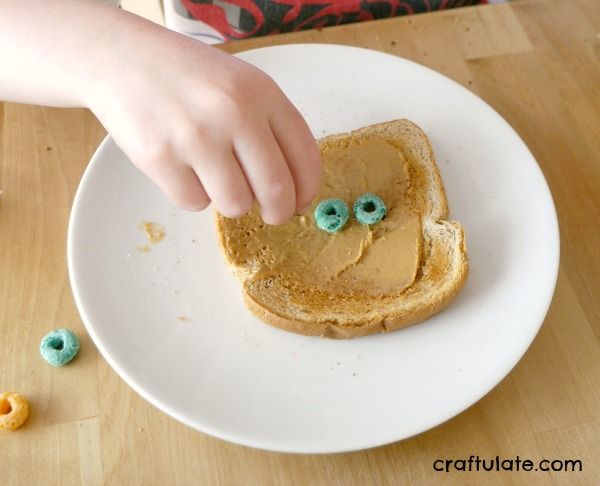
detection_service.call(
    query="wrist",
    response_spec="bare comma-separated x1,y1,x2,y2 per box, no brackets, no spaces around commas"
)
75,10,132,109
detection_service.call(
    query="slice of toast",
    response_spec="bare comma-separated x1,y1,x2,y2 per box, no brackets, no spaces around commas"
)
215,119,468,338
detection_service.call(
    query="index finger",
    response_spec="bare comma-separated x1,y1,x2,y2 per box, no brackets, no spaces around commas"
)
270,100,322,214
234,124,297,225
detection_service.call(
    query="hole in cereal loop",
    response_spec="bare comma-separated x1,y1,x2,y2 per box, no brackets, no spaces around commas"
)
51,337,64,350
0,399,11,415
363,201,376,213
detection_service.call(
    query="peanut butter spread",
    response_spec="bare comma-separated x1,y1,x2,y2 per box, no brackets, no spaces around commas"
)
243,136,422,297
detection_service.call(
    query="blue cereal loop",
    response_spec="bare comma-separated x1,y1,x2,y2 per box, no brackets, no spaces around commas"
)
353,193,387,225
40,329,80,367
314,198,350,234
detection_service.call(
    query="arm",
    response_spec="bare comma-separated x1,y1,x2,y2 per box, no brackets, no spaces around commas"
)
0,0,321,223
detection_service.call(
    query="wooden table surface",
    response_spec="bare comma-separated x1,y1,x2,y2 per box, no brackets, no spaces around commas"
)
2,0,600,484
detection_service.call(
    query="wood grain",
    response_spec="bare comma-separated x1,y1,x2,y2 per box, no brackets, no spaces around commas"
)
2,0,600,484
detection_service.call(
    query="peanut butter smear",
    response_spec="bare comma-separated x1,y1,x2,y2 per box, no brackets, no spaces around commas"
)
231,136,422,297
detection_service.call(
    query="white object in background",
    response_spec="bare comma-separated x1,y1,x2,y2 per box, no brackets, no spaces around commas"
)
163,0,226,43
120,0,165,24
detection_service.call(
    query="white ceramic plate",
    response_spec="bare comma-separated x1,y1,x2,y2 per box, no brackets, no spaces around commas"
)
68,44,559,453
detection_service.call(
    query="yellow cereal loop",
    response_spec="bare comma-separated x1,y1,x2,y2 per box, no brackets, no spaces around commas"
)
0,392,29,430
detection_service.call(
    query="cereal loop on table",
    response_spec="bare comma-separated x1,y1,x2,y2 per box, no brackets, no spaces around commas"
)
0,392,29,430
40,328,80,367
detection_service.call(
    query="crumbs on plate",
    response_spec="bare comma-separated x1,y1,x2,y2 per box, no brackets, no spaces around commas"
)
136,221,166,252
141,221,165,243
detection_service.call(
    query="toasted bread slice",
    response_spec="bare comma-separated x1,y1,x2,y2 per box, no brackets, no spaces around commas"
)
215,119,468,338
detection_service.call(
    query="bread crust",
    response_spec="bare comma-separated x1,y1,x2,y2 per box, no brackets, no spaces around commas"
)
216,119,469,338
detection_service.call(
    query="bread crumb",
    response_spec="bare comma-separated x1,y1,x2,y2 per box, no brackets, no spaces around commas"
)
140,221,165,244
177,316,190,322
136,245,151,252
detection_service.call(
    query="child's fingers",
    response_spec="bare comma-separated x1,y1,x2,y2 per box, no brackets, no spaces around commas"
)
234,126,296,225
270,105,322,214
192,147,254,218
144,162,210,211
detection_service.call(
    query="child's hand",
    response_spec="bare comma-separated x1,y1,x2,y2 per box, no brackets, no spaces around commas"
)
0,1,320,224
87,19,321,225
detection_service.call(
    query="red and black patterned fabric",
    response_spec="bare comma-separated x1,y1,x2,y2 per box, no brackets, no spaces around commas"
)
181,0,487,40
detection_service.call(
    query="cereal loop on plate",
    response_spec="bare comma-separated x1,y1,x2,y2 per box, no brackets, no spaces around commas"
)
353,193,387,225
314,198,350,234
